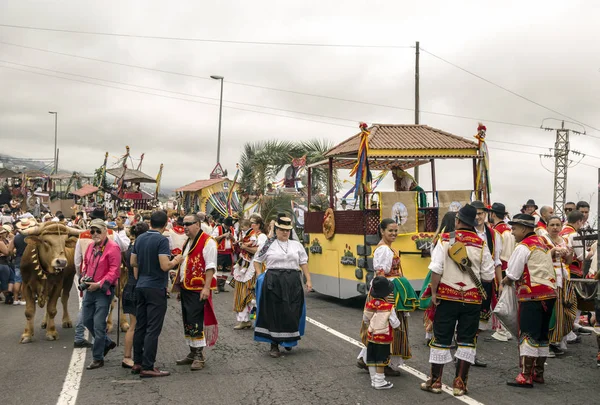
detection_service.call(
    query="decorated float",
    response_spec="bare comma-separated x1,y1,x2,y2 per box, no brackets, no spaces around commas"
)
303,123,491,299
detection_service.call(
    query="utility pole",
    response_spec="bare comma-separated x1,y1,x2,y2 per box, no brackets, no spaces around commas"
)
414,41,420,183
541,120,585,218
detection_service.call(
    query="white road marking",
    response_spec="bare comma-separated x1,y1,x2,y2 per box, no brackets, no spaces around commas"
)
56,295,87,405
306,316,486,405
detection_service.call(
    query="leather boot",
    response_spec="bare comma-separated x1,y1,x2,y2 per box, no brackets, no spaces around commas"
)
420,363,444,394
532,357,546,383
190,348,205,371
453,359,471,396
507,356,534,388
176,347,195,365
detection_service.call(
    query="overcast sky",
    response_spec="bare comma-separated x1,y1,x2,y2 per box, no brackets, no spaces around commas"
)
1,1,599,218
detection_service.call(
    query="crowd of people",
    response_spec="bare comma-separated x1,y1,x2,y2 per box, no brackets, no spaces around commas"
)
358,198,599,393
1,193,598,394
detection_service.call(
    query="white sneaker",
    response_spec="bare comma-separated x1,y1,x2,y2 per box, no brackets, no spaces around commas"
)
19,300,26,305
373,381,394,390
13,300,21,306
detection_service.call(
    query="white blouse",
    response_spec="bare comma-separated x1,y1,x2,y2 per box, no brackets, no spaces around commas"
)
254,239,308,270
373,245,394,274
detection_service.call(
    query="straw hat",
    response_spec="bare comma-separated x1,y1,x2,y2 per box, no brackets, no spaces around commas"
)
16,218,37,230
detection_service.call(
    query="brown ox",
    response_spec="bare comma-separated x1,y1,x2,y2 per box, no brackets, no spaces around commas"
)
19,223,81,343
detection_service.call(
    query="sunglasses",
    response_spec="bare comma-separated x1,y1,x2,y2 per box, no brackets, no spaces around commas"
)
564,208,573,212
119,216,128,220
183,221,197,227
90,228,103,235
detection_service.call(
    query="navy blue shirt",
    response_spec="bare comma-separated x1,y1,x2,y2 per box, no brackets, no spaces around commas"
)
133,230,171,289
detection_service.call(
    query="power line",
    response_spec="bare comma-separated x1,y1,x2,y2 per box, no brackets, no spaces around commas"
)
0,41,560,131
0,63,357,129
0,23,411,48
421,48,600,134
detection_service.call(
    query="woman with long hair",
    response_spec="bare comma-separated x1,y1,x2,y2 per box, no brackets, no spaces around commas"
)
543,215,576,356
357,218,419,376
121,222,149,368
253,216,311,357
232,216,267,330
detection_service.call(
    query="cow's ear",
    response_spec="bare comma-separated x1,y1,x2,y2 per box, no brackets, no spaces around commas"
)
65,238,78,249
25,236,41,245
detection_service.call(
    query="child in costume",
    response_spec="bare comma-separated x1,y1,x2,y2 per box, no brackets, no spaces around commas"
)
363,276,401,389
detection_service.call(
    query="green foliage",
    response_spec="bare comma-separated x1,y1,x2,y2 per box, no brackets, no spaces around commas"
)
238,138,339,197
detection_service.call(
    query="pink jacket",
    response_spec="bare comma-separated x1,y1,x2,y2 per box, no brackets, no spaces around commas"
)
83,238,121,295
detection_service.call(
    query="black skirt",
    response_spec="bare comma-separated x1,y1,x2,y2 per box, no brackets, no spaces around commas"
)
122,283,137,315
366,342,391,367
254,269,304,343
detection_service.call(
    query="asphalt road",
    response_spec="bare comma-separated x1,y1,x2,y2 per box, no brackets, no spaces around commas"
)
1,285,599,405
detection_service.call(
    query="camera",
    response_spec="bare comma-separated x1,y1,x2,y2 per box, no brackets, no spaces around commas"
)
78,276,94,291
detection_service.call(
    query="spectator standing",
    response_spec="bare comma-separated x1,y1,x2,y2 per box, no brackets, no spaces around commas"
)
12,218,36,305
131,211,182,378
0,225,15,304
81,219,122,370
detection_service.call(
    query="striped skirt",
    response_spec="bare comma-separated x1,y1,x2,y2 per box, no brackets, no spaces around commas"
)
233,275,256,313
549,283,577,344
360,291,412,359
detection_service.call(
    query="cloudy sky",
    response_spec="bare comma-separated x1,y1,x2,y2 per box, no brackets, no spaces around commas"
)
1,1,599,218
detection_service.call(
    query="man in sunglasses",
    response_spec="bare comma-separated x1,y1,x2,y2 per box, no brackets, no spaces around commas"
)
563,202,576,223
81,219,122,370
112,211,131,253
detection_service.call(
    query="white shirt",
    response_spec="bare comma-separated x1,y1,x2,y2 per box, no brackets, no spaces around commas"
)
254,239,308,269
506,244,531,281
112,228,131,252
476,226,502,268
294,205,307,226
212,225,233,250
201,223,213,235
373,245,394,273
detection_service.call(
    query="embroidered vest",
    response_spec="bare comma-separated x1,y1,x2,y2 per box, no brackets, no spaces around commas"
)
375,247,403,278
436,230,485,304
494,222,515,268
364,299,394,343
177,231,216,291
239,229,255,263
515,235,557,301
559,225,583,277
216,225,234,254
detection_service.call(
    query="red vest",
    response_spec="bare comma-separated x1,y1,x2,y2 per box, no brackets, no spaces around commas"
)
515,235,557,301
559,225,583,277
365,299,394,343
215,225,234,254
177,231,217,291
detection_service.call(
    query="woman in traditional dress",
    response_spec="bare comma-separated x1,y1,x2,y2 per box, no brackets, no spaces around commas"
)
543,215,576,356
357,218,419,376
253,216,311,358
232,216,267,330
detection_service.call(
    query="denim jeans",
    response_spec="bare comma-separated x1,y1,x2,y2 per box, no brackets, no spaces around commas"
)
74,309,86,343
82,289,114,361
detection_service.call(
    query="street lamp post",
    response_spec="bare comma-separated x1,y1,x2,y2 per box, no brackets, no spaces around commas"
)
210,75,224,165
48,111,58,174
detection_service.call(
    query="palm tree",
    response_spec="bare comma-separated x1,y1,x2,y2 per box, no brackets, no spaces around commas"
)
238,139,338,198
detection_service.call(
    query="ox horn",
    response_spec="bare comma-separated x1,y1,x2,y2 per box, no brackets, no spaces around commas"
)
21,225,42,236
66,226,84,236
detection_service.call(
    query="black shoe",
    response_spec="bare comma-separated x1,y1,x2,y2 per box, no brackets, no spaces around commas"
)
74,340,93,348
86,360,104,370
575,328,592,336
567,336,582,344
473,357,487,368
549,344,565,356
356,358,368,370
104,341,117,356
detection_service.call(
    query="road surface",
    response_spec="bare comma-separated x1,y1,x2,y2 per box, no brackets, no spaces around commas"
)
1,286,598,405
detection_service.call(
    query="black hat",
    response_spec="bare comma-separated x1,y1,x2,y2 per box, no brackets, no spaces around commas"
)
457,204,477,228
370,276,394,299
508,213,536,228
90,208,105,220
522,199,538,210
488,202,508,217
470,200,486,210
